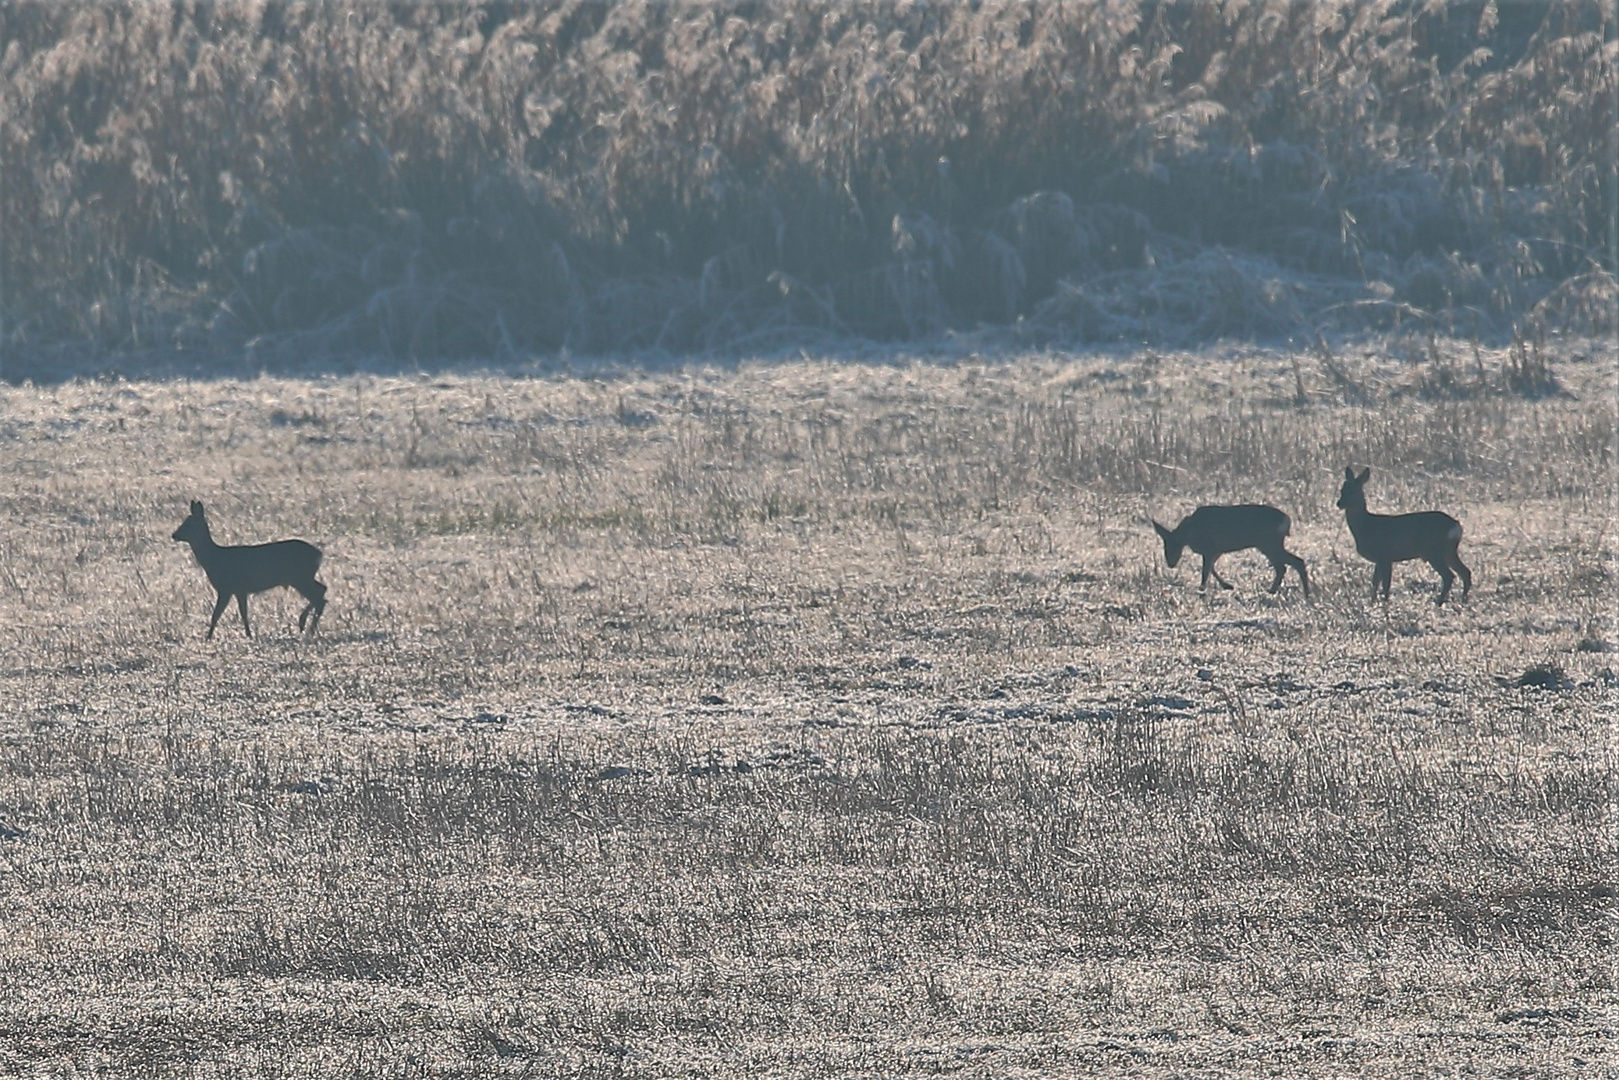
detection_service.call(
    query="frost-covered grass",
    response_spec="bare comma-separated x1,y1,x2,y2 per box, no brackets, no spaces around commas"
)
0,340,1612,1076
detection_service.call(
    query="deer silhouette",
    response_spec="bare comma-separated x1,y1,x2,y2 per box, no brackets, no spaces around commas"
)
172,501,327,638
1336,467,1471,604
1152,504,1309,598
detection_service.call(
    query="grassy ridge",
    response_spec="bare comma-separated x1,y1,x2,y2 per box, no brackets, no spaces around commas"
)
1,0,1614,369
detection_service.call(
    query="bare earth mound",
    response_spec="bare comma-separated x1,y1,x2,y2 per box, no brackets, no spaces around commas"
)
0,340,1612,1077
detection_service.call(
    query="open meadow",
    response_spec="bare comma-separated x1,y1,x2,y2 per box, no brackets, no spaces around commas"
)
0,339,1613,1077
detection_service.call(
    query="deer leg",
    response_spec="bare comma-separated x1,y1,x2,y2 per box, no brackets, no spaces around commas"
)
236,594,252,637
298,580,327,633
1428,558,1455,605
1449,549,1472,599
1262,550,1286,594
206,592,231,641
1375,562,1393,600
1284,550,1310,600
1201,555,1233,591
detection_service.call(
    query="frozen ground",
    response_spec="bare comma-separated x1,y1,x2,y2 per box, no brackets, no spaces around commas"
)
0,338,1611,1077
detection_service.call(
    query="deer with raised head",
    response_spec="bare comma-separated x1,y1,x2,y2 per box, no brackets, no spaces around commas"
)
172,501,327,639
1151,504,1310,598
1335,467,1470,604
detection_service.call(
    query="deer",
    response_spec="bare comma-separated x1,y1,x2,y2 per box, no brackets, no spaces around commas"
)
172,501,327,639
1151,504,1310,599
1335,467,1471,604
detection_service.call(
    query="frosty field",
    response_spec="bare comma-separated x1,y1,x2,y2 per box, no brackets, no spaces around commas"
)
0,341,1612,1077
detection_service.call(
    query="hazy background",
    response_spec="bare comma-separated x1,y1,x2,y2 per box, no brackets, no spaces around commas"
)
1,0,1613,378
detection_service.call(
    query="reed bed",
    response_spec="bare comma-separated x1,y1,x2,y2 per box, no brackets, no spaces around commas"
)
2,1,1613,374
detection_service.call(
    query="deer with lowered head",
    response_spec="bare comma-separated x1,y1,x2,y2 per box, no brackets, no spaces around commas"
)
1151,504,1310,599
172,501,327,639
1336,466,1471,604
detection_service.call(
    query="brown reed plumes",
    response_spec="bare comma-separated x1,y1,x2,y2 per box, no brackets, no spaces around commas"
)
1,1,1613,369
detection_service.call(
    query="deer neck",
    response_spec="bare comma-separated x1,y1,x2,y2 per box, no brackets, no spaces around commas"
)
184,526,221,561
1342,499,1378,534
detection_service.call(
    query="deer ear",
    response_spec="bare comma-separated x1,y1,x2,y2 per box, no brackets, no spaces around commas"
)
1357,467,1370,483
1343,466,1356,481
191,500,204,515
